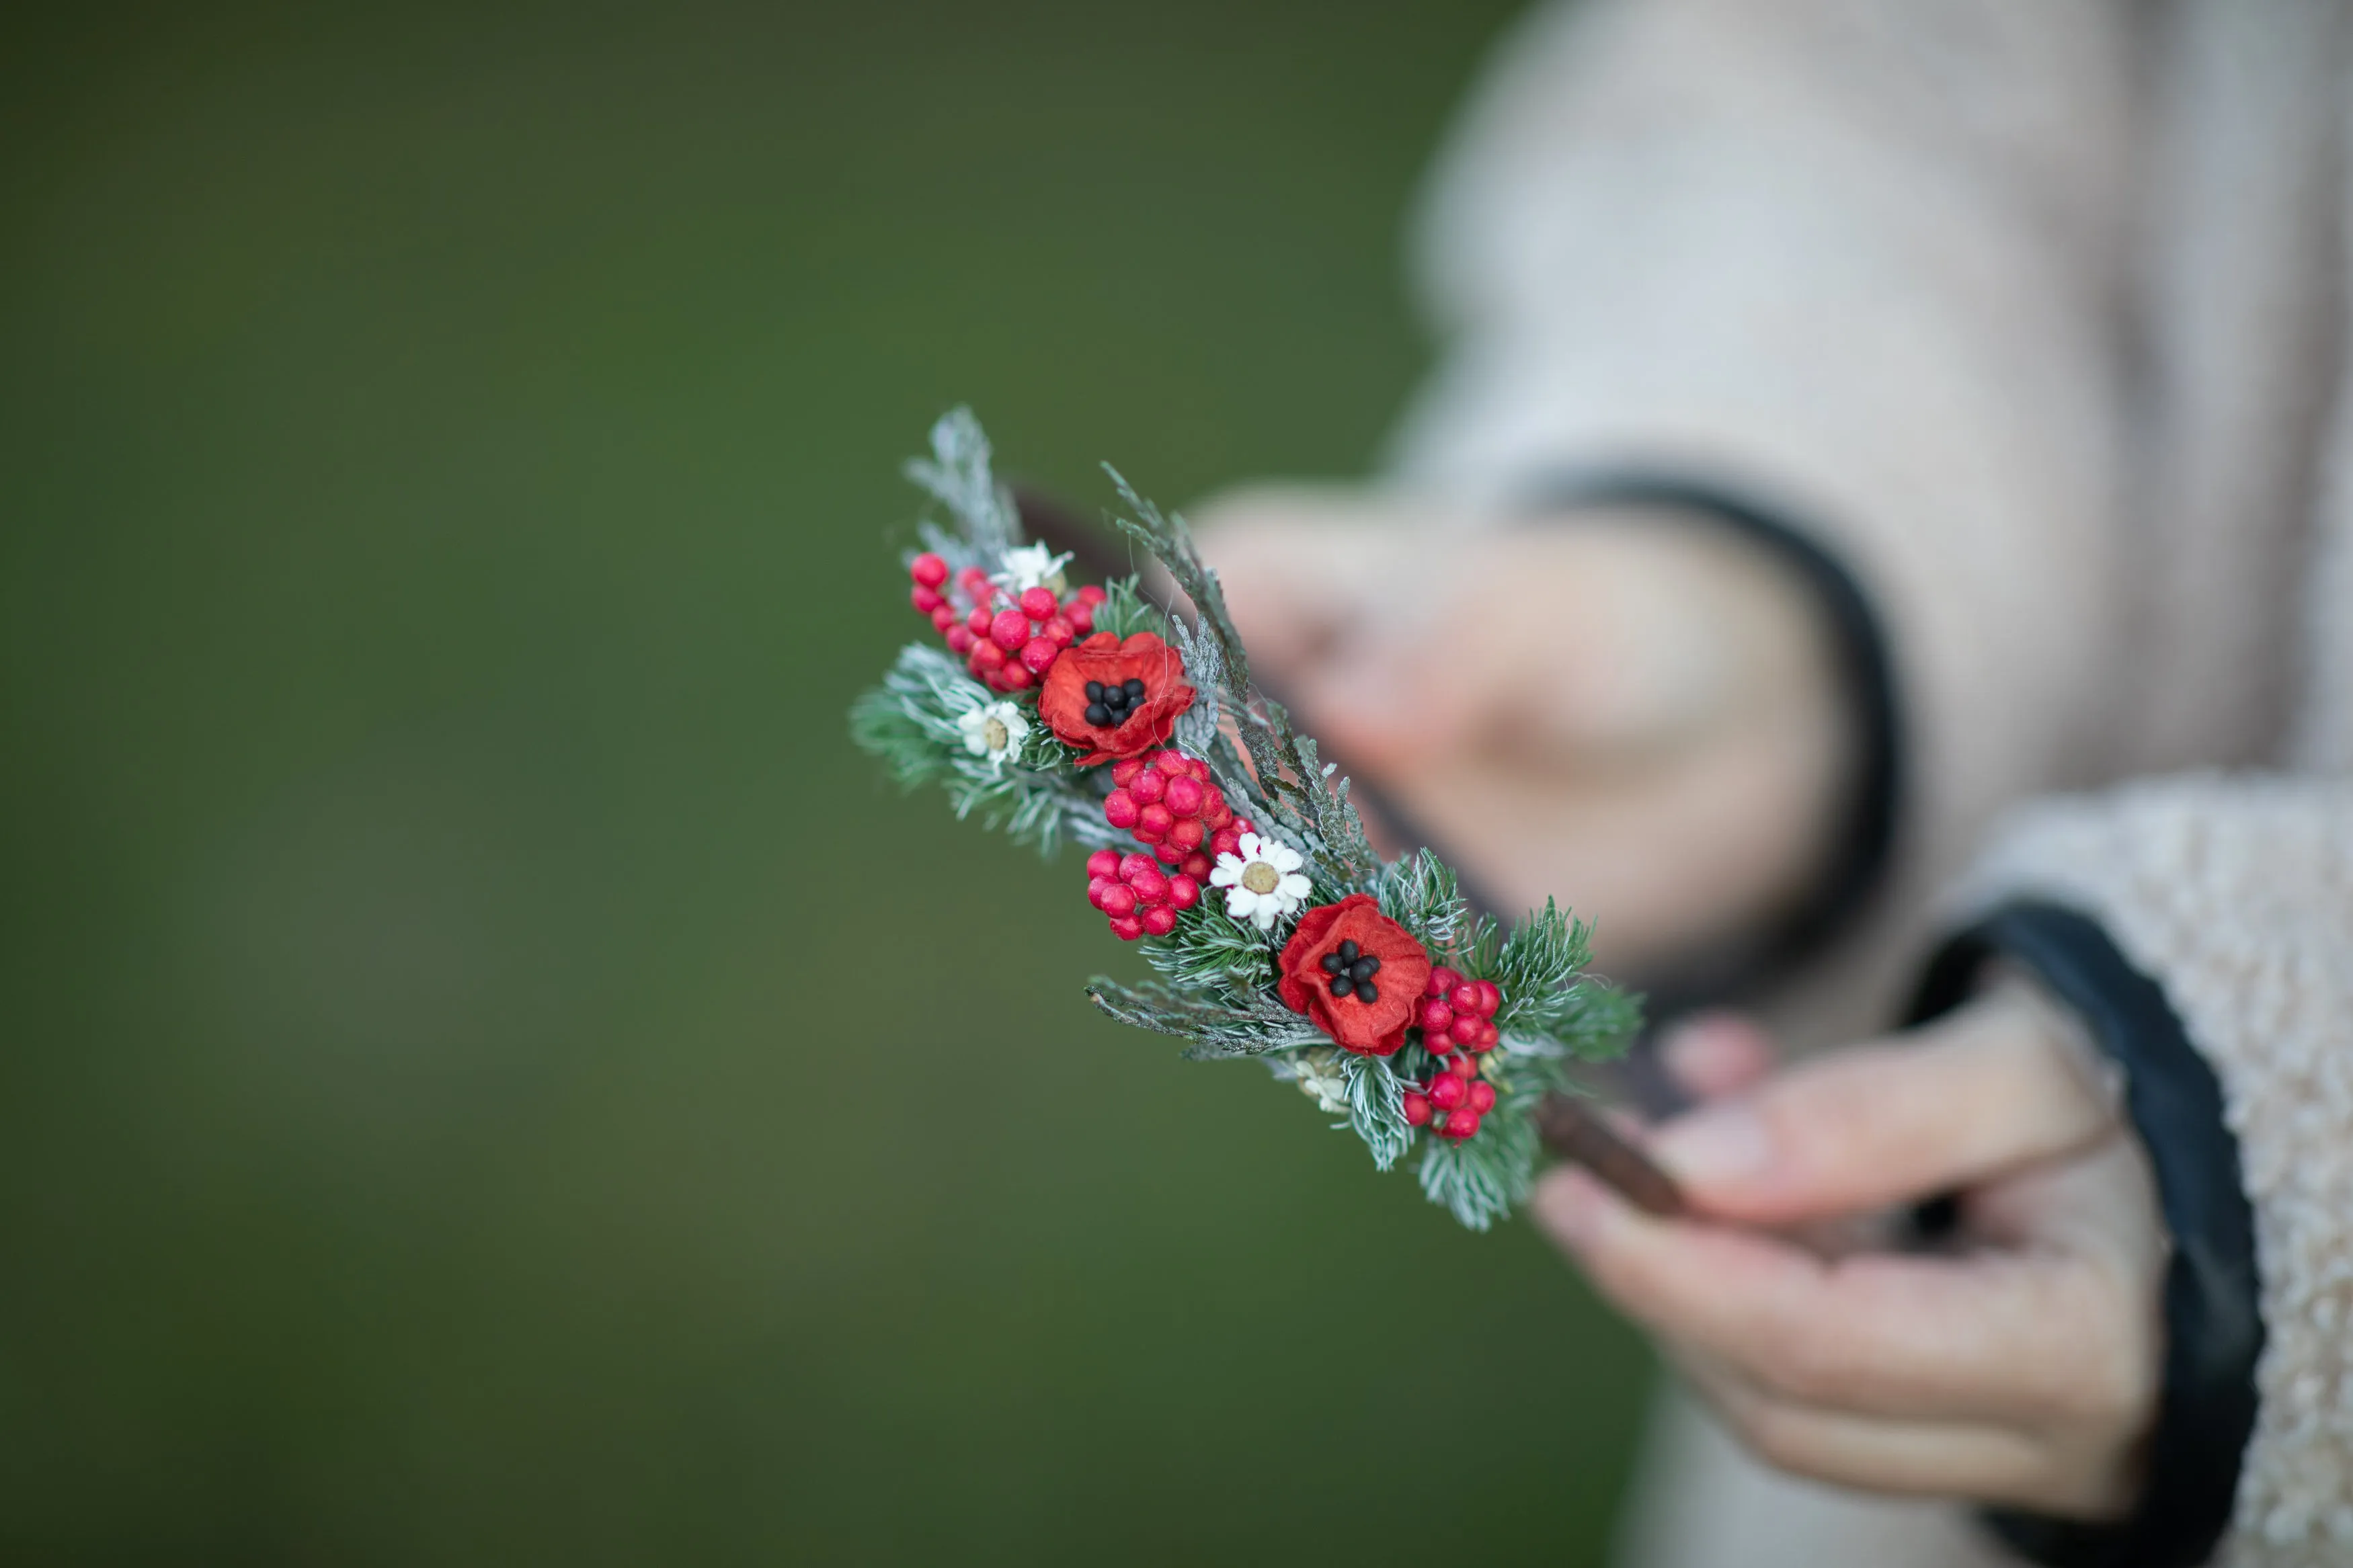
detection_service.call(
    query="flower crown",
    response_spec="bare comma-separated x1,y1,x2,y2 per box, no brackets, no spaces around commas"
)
852,411,1655,1230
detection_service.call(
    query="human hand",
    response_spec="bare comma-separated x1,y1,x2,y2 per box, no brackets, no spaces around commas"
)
1190,489,1853,975
1536,991,2166,1518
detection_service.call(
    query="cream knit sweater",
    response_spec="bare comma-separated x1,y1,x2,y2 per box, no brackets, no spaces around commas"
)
1388,1,2353,1563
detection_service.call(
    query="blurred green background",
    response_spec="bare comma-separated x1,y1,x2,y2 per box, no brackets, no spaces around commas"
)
1,2,1655,1561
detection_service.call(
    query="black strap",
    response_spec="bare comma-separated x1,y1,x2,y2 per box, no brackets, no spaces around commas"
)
1908,901,2264,1568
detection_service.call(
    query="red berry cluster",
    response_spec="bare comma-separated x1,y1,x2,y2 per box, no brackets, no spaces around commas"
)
1402,1052,1499,1142
1398,966,1505,1141
907,552,1102,695
1102,750,1244,878
1419,965,1502,1056
1085,848,1202,942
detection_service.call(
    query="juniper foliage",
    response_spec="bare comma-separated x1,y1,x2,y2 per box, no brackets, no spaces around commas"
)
1088,575,1164,641
1344,1054,1412,1172
1377,848,1470,955
1419,1092,1541,1231
1459,898,1633,1058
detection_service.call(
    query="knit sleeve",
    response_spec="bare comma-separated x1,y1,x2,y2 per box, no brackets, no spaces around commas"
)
1952,776,2353,1566
1389,0,2143,915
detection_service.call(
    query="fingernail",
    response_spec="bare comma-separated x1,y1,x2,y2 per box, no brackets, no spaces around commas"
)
1660,1012,1742,1075
1658,1020,1730,1089
1652,1104,1772,1186
1323,661,1414,723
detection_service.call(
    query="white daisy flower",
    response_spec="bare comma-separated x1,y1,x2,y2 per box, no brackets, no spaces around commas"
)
1209,831,1311,931
1291,1046,1349,1115
994,541,1073,596
956,700,1029,772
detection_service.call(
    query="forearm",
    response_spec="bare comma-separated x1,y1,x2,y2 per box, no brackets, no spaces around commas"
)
1392,0,2144,930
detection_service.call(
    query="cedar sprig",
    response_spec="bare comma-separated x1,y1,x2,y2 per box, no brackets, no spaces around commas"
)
904,406,1021,562
1101,468,1384,891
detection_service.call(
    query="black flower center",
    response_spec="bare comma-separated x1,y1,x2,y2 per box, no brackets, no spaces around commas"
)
1318,938,1382,1003
1083,677,1148,729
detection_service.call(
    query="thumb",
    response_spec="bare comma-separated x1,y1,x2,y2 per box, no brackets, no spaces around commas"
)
1648,987,2118,1225
1191,487,1449,679
1293,627,1475,763
1284,528,1493,762
1310,520,1750,765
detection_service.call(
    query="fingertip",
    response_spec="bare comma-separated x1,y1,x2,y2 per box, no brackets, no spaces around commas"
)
1298,659,1459,764
1538,1171,1773,1335
1650,1102,1775,1192
1660,1012,1778,1100
1533,1165,1616,1254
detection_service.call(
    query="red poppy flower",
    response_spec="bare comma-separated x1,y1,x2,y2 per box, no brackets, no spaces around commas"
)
1037,631,1196,766
1277,894,1432,1057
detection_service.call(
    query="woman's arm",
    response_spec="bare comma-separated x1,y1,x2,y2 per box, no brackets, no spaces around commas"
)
1542,776,2353,1565
1392,0,2148,956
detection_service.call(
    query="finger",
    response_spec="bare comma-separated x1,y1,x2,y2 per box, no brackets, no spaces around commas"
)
1289,561,1484,764
1191,491,1412,674
1972,1128,2167,1286
1194,508,1467,766
1534,1167,2145,1427
1648,987,2119,1222
1658,1012,1778,1102
1299,511,1765,765
1293,641,1462,765
1670,1349,2065,1509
